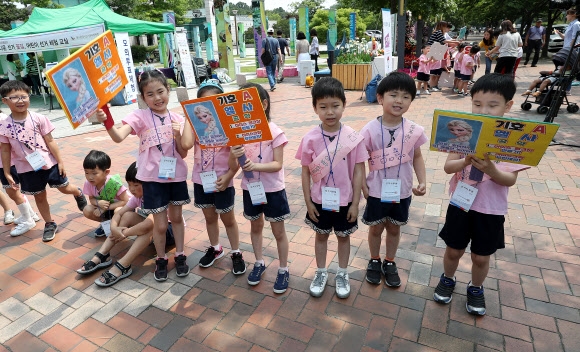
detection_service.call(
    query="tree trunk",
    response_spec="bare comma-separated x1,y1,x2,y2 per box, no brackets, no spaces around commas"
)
543,9,561,58
416,19,424,57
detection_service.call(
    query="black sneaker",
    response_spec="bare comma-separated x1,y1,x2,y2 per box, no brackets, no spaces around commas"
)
466,283,486,315
433,273,456,304
382,260,401,287
42,222,58,242
198,246,224,267
175,254,190,277
94,225,106,238
231,252,246,275
366,259,382,285
154,257,168,281
74,188,88,212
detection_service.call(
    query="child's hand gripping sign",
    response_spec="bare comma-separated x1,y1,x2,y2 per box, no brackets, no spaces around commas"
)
46,30,128,129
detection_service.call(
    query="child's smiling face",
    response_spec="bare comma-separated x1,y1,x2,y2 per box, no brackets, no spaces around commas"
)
66,75,81,91
449,125,470,137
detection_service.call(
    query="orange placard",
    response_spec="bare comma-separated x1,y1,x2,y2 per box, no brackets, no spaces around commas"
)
46,30,128,129
181,87,272,147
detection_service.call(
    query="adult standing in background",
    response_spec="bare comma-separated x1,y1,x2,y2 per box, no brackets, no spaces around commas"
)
426,21,459,91
5,55,18,81
261,28,282,92
296,31,310,73
554,8,580,48
479,29,496,75
523,19,546,67
276,30,290,83
488,20,522,75
26,53,41,95
309,28,320,72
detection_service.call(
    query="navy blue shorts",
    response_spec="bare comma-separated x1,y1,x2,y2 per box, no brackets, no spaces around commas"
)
193,183,235,213
362,196,412,226
461,73,471,81
19,164,68,195
454,69,460,78
141,181,190,214
439,204,505,256
0,166,19,188
243,189,291,222
430,68,442,76
416,72,430,82
305,201,358,237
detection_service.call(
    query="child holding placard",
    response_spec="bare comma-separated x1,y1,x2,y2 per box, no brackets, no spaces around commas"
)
434,73,529,315
230,83,290,293
181,80,245,275
96,70,190,282
296,77,367,299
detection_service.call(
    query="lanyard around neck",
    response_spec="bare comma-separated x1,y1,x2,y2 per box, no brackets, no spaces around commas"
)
380,117,404,179
321,124,342,187
10,112,38,153
149,109,174,157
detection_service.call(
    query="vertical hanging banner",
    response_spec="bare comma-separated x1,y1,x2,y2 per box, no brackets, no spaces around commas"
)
298,7,309,42
113,32,137,104
238,22,246,58
46,30,128,129
349,12,356,40
382,8,393,74
328,10,337,49
289,17,297,56
193,26,202,58
175,29,197,88
215,0,234,74
252,0,267,68
163,12,176,67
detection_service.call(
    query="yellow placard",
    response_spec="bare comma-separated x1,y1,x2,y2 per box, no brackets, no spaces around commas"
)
430,109,560,166
46,30,128,129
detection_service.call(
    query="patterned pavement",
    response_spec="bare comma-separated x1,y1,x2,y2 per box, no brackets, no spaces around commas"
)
0,61,579,351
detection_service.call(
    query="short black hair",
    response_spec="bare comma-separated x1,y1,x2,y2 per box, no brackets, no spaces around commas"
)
310,28,317,37
83,150,111,170
277,30,283,35
239,83,271,121
470,73,516,101
311,77,346,106
376,72,416,100
125,162,139,183
297,31,306,40
469,45,480,55
0,80,30,97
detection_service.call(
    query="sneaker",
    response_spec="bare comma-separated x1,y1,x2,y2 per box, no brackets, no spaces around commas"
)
433,274,456,304
466,283,486,315
463,92,469,97
457,91,464,95
198,246,224,267
247,262,266,285
42,222,58,242
154,257,169,281
416,91,421,96
431,86,441,92
270,86,276,92
14,212,40,225
4,210,14,225
366,259,382,285
94,225,106,237
10,221,36,237
231,252,247,275
74,188,88,212
382,260,401,287
335,271,351,299
309,269,328,297
273,269,289,294
424,89,431,95
175,254,190,277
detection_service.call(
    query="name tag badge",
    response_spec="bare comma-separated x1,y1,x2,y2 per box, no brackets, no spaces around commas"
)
450,181,478,212
200,171,218,193
25,151,47,171
248,181,267,205
158,156,177,180
381,179,401,203
322,186,340,212
101,220,112,237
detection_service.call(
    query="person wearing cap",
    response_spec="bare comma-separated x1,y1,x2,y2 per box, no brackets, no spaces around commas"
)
262,28,282,92
524,19,546,67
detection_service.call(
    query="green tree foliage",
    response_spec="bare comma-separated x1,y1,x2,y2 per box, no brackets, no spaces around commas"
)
230,1,252,16
289,0,325,18
129,0,189,23
0,1,27,31
310,8,369,44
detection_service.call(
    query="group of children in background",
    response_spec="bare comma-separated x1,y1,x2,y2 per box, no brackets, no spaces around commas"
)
0,69,525,316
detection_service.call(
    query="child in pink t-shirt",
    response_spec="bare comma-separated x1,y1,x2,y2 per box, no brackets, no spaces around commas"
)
296,77,367,299
181,80,244,275
230,83,290,294
416,45,434,96
457,45,481,96
77,162,155,287
96,71,190,282
453,43,467,93
0,81,87,242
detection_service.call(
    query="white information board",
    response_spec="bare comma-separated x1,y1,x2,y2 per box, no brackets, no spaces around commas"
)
175,30,197,89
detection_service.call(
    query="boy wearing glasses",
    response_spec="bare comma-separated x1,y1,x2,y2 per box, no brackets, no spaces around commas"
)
0,81,87,242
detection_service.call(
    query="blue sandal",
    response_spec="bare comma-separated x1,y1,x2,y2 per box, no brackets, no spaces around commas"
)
95,262,132,287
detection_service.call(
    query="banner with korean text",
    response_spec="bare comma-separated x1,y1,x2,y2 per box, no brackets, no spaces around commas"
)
381,8,392,74
113,32,137,104
174,30,197,88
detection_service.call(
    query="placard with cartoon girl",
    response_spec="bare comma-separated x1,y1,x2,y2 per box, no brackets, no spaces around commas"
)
432,115,482,154
183,101,229,146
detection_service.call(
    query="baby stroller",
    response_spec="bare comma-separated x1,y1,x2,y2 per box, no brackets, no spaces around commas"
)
520,70,579,114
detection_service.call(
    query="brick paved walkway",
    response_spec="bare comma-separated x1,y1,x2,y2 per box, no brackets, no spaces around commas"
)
1,62,579,351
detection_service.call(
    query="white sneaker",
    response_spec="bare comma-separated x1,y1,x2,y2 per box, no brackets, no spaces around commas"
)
3,210,14,225
309,269,328,297
14,212,40,225
10,221,36,237
424,89,431,95
416,91,421,96
335,271,351,299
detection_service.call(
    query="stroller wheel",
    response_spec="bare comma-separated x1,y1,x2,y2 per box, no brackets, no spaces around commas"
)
537,106,549,114
567,104,579,113
521,102,532,111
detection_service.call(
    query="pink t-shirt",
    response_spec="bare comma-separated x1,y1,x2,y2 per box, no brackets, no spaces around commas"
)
82,175,128,201
191,144,232,187
0,113,12,169
454,52,464,70
360,117,427,200
126,195,143,210
449,162,529,215
122,109,188,183
418,54,430,74
295,125,368,206
460,55,474,76
0,111,57,173
431,59,442,70
241,122,287,192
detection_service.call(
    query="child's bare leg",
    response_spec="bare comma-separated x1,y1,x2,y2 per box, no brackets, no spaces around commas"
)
152,211,169,257
336,235,350,268
385,222,401,260
0,191,10,212
430,75,437,88
315,233,329,268
168,204,184,253
34,191,51,222
443,246,465,277
470,253,490,286
57,184,82,196
416,81,422,92
250,215,265,261
271,221,289,267
220,210,240,250
202,207,220,246
83,204,103,222
6,188,25,205
368,224,385,257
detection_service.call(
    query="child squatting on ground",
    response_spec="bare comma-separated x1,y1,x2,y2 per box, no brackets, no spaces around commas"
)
297,77,367,299
361,72,427,287
434,73,529,315
230,83,291,293
0,80,87,242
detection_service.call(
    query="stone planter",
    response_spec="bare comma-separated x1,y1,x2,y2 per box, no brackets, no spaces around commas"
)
332,63,372,90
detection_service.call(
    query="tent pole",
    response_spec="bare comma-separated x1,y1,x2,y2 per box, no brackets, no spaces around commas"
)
35,53,46,105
